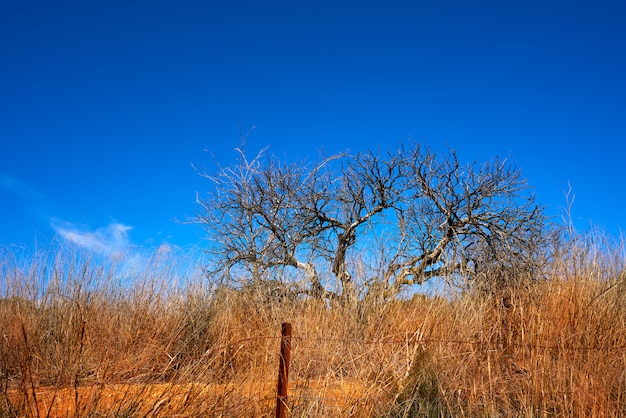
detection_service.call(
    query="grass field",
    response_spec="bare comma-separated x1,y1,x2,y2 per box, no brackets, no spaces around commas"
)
1,231,625,417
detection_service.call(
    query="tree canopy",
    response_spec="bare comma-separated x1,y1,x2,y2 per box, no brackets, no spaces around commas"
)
193,142,548,303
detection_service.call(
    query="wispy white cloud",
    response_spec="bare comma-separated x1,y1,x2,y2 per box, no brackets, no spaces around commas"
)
0,174,199,281
50,220,134,258
48,220,198,281
50,219,161,277
0,172,47,219
0,172,39,199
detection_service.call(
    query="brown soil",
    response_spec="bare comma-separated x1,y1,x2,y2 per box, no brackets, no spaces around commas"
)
6,380,368,417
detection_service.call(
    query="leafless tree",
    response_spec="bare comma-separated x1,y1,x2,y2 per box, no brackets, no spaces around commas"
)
379,149,548,296
193,142,548,303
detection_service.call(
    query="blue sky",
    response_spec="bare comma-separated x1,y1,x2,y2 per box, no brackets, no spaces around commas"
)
1,0,625,263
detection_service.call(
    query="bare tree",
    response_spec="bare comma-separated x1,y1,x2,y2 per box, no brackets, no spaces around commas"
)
193,145,327,296
379,149,548,297
193,142,547,303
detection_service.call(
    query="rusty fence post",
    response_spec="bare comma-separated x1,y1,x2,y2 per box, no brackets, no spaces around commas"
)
275,322,292,418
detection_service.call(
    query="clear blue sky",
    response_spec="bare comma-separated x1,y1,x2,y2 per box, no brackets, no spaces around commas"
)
1,1,625,262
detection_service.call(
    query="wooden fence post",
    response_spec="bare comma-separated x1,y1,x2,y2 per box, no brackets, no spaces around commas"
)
275,322,292,418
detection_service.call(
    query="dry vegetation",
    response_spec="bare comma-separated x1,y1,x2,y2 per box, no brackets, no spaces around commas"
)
1,231,625,417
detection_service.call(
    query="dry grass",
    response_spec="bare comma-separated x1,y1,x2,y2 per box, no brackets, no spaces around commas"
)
1,233,625,417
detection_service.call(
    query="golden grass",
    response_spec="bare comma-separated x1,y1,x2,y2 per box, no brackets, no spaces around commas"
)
1,234,625,417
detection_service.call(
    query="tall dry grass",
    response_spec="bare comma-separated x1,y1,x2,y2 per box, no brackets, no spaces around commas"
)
0,230,625,417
